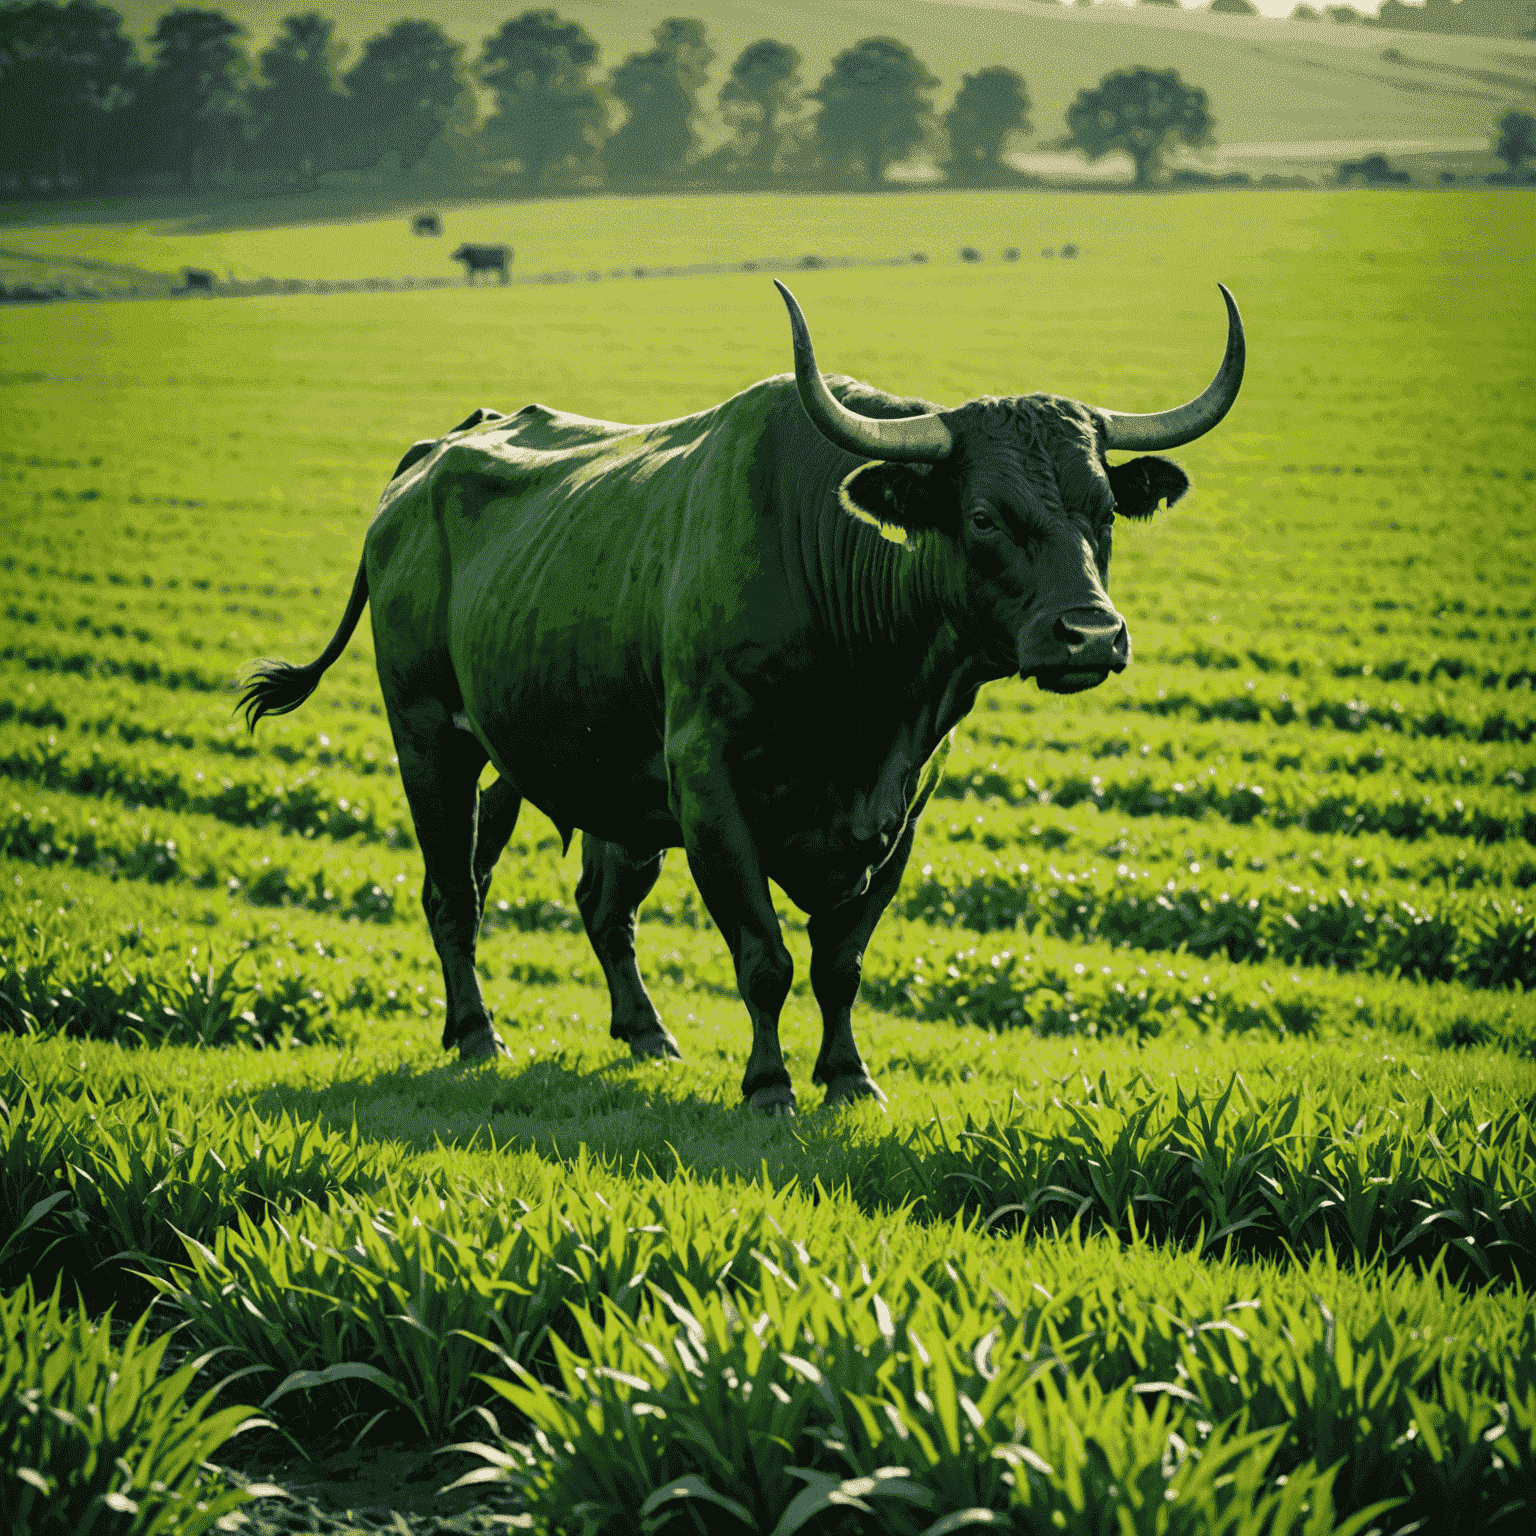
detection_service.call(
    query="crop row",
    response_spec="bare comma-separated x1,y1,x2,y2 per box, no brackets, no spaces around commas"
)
3,786,1536,976
865,914,1536,1053
0,722,406,844
7,1117,1533,1532
11,551,1535,695
6,709,1534,869
964,704,1533,793
14,662,1536,802
9,1048,1533,1297
901,850,1535,988
939,750,1535,845
929,794,1536,891
7,619,1533,745
8,860,1536,1063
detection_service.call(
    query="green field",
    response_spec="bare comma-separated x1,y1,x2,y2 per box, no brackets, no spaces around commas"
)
3,188,1536,1531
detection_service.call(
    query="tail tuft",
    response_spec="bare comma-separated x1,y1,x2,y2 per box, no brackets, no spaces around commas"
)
237,659,323,731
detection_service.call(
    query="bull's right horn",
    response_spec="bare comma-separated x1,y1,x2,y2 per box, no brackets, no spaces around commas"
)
1100,284,1245,452
774,280,953,463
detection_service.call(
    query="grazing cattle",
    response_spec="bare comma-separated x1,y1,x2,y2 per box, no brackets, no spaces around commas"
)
959,247,981,263
413,213,443,236
452,243,512,283
1061,243,1079,259
182,268,214,293
239,281,1244,1111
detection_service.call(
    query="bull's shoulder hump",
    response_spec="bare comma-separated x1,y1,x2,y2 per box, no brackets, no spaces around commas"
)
491,402,641,448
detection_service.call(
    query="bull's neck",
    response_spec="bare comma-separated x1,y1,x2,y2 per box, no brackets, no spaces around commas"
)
804,495,991,731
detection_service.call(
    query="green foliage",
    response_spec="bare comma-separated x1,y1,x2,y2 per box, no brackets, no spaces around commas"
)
1494,109,1536,170
604,18,715,183
341,18,466,173
478,9,606,190
0,1074,388,1298
810,37,940,182
2,1278,271,1534
719,38,804,180
942,66,1033,182
1063,67,1214,187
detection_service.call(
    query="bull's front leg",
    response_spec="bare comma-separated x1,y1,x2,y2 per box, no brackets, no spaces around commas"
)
673,748,796,1116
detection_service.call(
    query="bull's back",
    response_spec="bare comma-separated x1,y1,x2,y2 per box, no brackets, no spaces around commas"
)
367,390,791,843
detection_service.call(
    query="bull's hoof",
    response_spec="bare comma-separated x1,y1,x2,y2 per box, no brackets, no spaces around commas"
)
629,1027,682,1061
748,1084,797,1117
821,1073,888,1110
457,1024,510,1063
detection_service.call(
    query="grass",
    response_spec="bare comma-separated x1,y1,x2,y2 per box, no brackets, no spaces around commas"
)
1,185,1534,1530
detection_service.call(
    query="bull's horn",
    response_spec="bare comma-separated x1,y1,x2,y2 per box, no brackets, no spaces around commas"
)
774,280,953,463
1101,283,1245,452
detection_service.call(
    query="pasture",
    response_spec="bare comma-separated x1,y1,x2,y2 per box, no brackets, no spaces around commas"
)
2,187,1535,1532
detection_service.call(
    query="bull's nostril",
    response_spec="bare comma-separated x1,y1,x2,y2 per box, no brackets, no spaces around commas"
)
1054,607,1123,653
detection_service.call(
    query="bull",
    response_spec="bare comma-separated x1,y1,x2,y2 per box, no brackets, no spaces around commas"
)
413,213,443,236
452,243,511,284
239,281,1244,1113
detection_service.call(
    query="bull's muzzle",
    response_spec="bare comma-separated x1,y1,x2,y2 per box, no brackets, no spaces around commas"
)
1020,605,1131,693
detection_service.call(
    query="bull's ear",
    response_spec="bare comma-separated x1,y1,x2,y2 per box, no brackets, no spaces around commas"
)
449,406,506,434
1107,456,1190,521
391,438,437,480
837,460,951,540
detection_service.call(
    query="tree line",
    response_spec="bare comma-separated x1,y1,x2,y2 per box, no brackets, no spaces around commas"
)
1,2,1224,197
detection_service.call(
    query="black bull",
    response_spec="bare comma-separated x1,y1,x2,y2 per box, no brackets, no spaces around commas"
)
240,282,1244,1113
452,243,511,283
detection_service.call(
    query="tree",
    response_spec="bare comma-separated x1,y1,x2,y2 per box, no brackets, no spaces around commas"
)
1209,0,1258,13
943,65,1031,183
343,18,465,173
810,36,939,183
250,11,345,188
138,7,250,190
1063,66,1212,188
604,17,713,182
0,0,139,192
1494,108,1536,170
478,9,604,189
719,37,801,179
1290,5,1322,17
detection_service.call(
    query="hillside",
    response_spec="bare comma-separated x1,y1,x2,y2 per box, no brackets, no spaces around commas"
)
109,0,1536,154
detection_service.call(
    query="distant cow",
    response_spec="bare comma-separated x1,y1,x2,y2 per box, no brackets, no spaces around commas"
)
959,247,981,263
182,268,214,294
452,244,512,284
1061,243,1079,259
1002,248,1020,262
413,213,442,236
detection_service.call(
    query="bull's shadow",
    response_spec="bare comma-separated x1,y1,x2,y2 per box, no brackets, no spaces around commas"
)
233,1030,831,1190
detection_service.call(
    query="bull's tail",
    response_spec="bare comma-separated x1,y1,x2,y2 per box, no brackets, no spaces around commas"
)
237,557,369,731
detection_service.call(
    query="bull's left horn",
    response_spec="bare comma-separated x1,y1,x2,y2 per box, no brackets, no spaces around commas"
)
774,280,953,463
1101,283,1245,452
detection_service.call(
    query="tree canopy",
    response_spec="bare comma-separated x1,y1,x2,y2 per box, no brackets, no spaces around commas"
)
719,37,802,179
604,16,713,182
478,9,604,188
810,36,939,183
0,0,138,190
343,19,465,172
251,11,345,188
139,7,249,189
943,65,1032,182
1063,66,1213,187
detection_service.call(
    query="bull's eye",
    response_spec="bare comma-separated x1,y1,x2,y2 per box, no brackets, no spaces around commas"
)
970,511,997,536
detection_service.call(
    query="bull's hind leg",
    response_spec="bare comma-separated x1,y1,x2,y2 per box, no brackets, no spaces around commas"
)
472,776,523,921
390,703,509,1062
576,835,680,1060
806,821,921,1109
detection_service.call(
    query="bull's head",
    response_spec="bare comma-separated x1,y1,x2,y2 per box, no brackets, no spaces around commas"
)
775,279,1244,693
